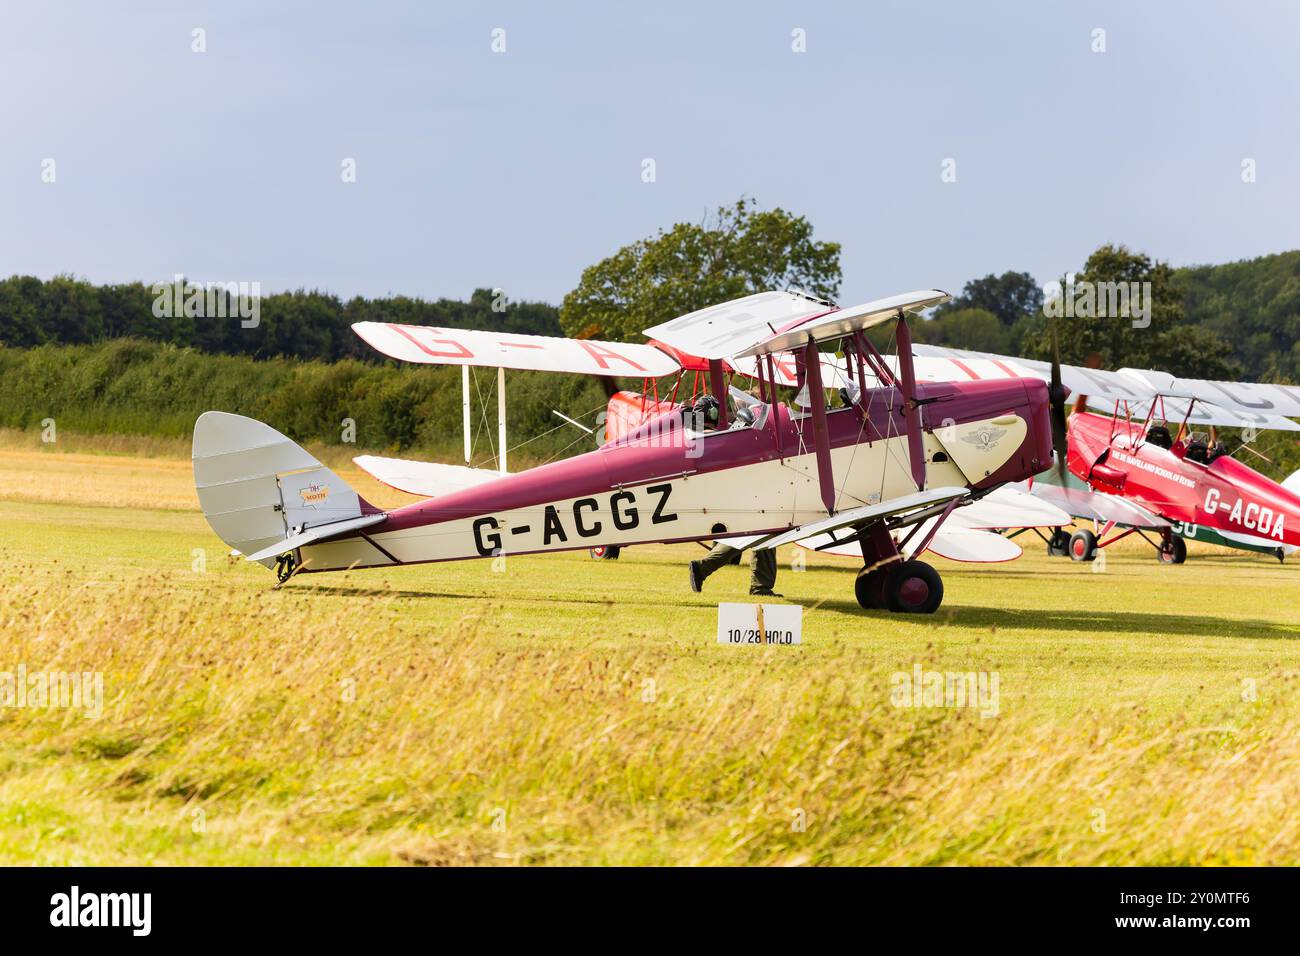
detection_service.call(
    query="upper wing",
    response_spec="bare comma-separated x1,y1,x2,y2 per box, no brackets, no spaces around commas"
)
353,323,679,377
1084,394,1300,433
1117,367,1300,420
911,344,1154,402
906,347,1300,431
641,291,834,361
728,352,853,390
733,290,950,359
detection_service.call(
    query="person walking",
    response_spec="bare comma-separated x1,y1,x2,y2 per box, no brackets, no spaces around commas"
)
690,543,779,597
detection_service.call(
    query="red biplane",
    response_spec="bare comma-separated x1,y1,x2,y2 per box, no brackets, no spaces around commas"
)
912,344,1300,563
194,290,1064,613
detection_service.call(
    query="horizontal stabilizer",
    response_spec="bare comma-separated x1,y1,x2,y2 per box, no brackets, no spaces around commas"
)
243,514,388,563
353,455,507,498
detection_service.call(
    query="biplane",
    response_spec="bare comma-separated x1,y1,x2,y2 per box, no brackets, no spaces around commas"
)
910,343,1300,563
193,289,1064,613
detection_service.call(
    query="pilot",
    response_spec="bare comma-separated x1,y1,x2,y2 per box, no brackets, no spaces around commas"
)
1146,425,1173,450
686,391,757,431
683,393,779,596
686,394,722,431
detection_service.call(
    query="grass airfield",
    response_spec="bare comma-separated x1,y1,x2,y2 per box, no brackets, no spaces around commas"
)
0,431,1298,865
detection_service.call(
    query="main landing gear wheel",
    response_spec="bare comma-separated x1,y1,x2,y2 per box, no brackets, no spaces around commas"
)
1047,528,1071,557
1158,535,1187,564
589,545,621,560
884,560,943,614
1068,529,1098,562
854,567,890,609
855,561,944,613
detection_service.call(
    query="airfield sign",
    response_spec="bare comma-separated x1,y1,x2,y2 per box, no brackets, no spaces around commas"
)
717,603,803,646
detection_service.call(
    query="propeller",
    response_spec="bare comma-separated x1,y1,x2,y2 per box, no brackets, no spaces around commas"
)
1048,318,1069,482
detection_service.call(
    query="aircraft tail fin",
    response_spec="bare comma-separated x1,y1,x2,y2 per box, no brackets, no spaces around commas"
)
192,411,377,567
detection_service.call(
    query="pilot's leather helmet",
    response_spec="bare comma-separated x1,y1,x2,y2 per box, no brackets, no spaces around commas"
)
690,394,721,429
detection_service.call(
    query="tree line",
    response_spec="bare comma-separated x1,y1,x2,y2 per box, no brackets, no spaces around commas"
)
0,279,562,362
4,199,1299,384
0,337,606,463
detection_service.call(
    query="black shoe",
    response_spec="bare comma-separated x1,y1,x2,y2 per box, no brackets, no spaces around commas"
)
689,561,704,593
749,588,782,598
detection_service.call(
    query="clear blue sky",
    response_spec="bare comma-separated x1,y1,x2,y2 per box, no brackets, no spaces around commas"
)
4,1,1298,308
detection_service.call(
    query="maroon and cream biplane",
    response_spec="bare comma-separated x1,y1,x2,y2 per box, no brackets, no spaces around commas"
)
193,290,1064,613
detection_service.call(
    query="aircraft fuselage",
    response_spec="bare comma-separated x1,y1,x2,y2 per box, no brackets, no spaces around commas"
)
1066,411,1300,550
296,377,1055,573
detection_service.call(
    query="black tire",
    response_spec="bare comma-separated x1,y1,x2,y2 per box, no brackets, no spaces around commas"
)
1047,528,1071,557
1158,536,1186,564
274,552,295,582
884,560,944,614
854,567,889,609
1068,529,1097,562
589,545,621,560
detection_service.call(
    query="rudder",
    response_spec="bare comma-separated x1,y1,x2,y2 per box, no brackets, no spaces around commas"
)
192,411,373,567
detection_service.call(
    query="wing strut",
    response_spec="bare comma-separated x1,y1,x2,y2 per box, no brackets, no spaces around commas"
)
462,367,472,463
893,312,927,491
497,367,507,475
708,358,729,428
803,340,836,514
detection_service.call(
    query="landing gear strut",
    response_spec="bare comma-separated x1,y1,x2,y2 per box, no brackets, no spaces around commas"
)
274,552,297,585
852,522,944,614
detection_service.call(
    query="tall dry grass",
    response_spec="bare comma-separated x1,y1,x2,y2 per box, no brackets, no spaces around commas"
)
1,573,1295,865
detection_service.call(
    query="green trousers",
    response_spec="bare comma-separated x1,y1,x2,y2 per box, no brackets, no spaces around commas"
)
697,543,777,593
